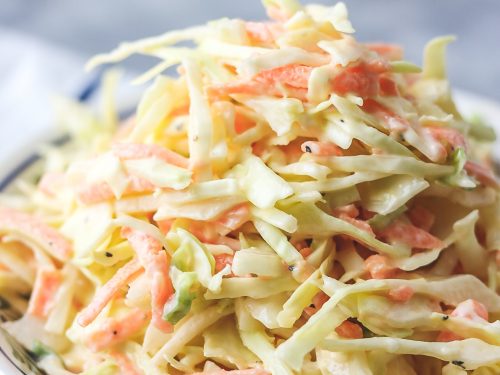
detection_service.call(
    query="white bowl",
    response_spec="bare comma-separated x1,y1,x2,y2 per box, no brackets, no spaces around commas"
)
0,89,499,374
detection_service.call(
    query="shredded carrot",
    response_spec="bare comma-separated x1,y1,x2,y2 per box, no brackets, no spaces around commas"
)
38,172,65,197
343,217,374,236
184,220,219,243
109,351,142,375
77,182,116,204
364,254,397,279
332,204,374,235
122,228,174,333
156,219,174,235
234,111,256,134
208,64,312,100
299,247,313,258
362,99,409,133
332,204,359,219
185,219,242,250
379,219,443,250
255,64,311,88
77,258,143,327
0,207,72,261
388,285,414,302
245,22,282,45
312,292,329,310
215,203,251,235
169,104,190,118
365,43,404,61
112,142,189,169
77,176,155,205
214,253,234,273
291,239,308,251
437,299,488,342
425,126,467,152
27,267,62,318
85,308,150,352
216,236,241,251
464,160,500,188
451,299,488,321
335,320,363,339
301,141,343,156
331,62,387,99
192,369,270,375
408,205,435,232
379,76,399,96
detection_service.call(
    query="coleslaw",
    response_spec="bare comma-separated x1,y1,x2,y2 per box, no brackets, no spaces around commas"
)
1,0,500,374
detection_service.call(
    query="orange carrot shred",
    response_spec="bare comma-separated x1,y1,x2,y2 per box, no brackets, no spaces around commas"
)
85,308,150,352
122,228,174,333
27,268,62,318
77,258,143,327
335,320,363,339
364,254,397,279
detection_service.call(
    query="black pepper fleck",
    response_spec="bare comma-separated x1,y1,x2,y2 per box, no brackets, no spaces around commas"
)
288,265,295,271
304,146,312,153
451,360,465,369
340,119,345,123
105,252,113,258
442,315,449,321
112,330,118,335
309,304,315,308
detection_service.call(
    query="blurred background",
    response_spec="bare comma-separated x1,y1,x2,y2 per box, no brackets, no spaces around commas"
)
1,0,499,99
0,0,499,163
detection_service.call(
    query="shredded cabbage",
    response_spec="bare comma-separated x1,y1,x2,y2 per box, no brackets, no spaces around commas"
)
1,0,499,374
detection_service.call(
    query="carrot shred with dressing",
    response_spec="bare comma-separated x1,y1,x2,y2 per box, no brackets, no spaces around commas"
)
27,268,62,318
245,22,283,45
365,43,404,61
379,219,443,250
364,254,398,279
214,253,234,274
0,207,72,261
109,351,143,375
437,299,489,342
192,369,270,375
464,160,500,188
122,227,174,333
301,141,343,156
215,203,251,235
209,64,312,100
77,258,143,327
335,320,363,339
112,142,189,169
425,126,467,152
85,308,150,352
388,285,414,302
408,205,435,232
77,176,155,205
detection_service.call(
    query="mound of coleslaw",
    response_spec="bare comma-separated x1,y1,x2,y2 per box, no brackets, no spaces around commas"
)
0,0,499,374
